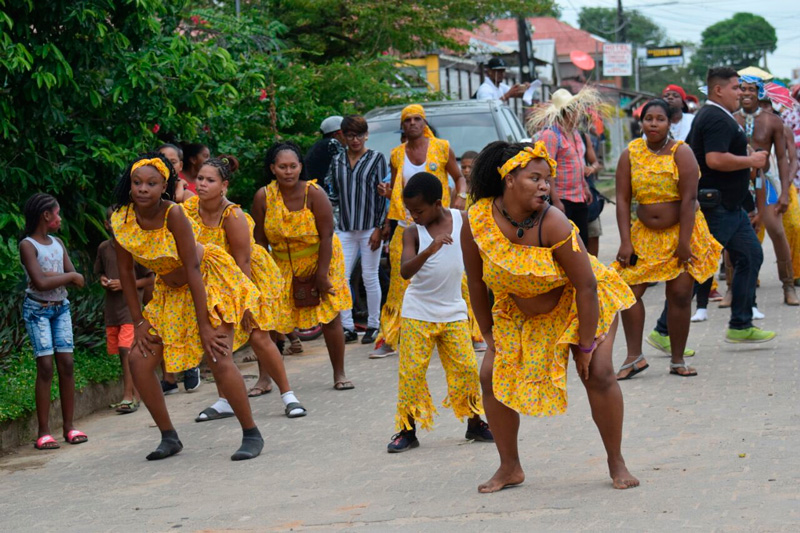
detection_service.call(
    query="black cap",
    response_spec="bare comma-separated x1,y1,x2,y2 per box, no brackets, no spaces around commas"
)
487,57,507,70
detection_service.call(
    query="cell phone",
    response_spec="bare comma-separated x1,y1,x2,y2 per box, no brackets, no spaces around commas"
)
629,253,638,266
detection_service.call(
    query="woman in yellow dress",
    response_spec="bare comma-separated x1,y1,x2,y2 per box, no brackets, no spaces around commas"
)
184,155,306,419
112,153,263,461
251,142,353,390
613,100,722,379
462,141,638,493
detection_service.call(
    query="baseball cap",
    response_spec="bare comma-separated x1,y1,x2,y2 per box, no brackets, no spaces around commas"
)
320,116,343,134
487,57,507,70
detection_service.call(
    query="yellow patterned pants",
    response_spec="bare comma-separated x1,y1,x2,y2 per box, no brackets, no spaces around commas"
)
395,318,483,432
757,185,800,277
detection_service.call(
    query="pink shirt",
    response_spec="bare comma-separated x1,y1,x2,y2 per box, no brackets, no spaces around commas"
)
540,127,586,203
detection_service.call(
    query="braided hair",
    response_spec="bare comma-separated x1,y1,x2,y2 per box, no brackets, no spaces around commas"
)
201,154,240,183
21,193,59,240
263,141,307,185
469,141,536,202
112,152,178,209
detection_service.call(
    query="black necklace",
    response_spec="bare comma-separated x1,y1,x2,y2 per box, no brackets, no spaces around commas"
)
500,203,541,238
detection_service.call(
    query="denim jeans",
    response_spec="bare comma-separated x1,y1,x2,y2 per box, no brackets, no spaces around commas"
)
655,206,761,332
22,297,74,357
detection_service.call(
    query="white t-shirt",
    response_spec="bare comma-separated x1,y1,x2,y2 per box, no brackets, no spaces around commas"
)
476,78,510,101
670,113,695,141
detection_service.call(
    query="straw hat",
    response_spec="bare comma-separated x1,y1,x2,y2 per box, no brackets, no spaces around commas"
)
737,66,773,81
526,86,604,133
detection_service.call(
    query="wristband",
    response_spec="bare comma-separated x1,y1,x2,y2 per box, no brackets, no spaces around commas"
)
578,339,597,353
135,319,146,328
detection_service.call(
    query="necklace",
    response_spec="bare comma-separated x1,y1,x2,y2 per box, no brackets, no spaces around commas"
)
645,136,671,155
499,201,542,238
737,107,761,141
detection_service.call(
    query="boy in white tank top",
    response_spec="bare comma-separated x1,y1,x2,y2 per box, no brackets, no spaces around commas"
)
388,172,493,453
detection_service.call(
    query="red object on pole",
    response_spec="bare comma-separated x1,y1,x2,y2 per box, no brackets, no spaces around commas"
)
570,50,595,71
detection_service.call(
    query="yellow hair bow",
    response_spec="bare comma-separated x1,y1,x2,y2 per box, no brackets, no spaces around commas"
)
131,158,170,181
498,141,557,179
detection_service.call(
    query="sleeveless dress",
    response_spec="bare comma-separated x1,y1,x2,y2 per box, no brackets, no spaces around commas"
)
183,196,285,348
611,138,722,285
111,203,260,372
262,181,350,331
469,198,635,416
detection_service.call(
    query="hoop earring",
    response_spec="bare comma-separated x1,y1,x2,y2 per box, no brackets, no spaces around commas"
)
161,192,170,200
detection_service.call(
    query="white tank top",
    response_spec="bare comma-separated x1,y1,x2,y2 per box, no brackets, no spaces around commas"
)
401,209,468,323
23,236,68,302
399,153,429,228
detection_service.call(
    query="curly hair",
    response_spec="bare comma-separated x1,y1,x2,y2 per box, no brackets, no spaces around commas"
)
469,141,535,202
263,141,307,185
112,152,178,209
22,193,59,240
201,154,240,183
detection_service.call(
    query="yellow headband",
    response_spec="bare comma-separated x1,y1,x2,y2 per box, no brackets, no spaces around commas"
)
131,158,170,181
400,104,434,139
498,141,557,179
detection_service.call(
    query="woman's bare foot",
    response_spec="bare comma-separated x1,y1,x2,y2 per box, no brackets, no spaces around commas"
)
478,464,525,493
609,458,639,489
247,377,273,397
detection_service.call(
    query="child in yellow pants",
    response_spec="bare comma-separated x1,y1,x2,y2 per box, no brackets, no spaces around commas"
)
388,172,492,453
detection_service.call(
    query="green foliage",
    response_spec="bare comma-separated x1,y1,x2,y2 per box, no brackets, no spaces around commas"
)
690,13,777,79
0,348,122,423
577,7,666,46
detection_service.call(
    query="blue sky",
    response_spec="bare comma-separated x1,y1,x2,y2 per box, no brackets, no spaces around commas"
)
558,0,799,80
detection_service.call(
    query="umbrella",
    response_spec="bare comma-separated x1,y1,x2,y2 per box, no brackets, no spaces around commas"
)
764,82,796,110
738,66,773,81
570,50,595,71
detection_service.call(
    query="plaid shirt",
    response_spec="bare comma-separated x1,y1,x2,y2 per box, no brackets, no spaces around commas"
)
540,127,586,203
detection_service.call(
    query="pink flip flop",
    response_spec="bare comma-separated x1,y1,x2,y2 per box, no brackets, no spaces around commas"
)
64,430,88,445
34,435,60,450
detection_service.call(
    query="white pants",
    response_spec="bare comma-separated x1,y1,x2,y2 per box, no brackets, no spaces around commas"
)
337,229,382,331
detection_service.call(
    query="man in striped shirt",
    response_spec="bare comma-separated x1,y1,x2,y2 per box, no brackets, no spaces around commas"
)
327,115,388,345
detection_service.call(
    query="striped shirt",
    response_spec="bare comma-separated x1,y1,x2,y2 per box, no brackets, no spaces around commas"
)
540,126,586,203
326,149,388,232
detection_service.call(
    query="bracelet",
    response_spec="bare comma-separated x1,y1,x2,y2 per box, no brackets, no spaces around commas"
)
135,319,146,328
578,339,597,353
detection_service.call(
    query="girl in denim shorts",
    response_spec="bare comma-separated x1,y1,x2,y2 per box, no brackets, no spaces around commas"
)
19,193,87,450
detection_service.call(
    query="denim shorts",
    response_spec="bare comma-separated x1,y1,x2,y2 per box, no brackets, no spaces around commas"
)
22,297,74,357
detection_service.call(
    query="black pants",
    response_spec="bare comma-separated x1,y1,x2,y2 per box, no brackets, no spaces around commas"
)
561,199,589,247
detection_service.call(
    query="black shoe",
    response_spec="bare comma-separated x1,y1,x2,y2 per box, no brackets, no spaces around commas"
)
344,329,358,343
361,328,378,345
465,420,494,442
387,430,419,453
183,366,201,392
161,380,178,395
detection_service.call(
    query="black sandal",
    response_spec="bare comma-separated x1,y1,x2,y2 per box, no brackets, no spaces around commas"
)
284,402,307,418
195,406,235,422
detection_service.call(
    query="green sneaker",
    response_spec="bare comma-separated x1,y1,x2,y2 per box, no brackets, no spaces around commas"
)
645,331,696,357
725,327,776,344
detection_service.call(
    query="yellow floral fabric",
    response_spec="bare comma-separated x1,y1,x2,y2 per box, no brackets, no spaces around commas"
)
388,138,452,223
758,185,800,276
262,181,350,331
376,226,408,348
461,274,483,342
111,203,260,372
628,138,683,205
469,197,635,417
183,196,285,345
396,318,483,431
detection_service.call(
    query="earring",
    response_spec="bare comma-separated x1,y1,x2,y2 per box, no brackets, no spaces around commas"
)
543,195,551,204
220,191,224,198
161,192,170,200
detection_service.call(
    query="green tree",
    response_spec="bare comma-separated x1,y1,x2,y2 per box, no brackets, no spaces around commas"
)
690,13,777,78
577,7,666,46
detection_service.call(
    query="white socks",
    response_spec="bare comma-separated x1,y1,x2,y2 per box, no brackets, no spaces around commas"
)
281,391,298,406
752,307,765,320
691,308,708,322
211,398,233,414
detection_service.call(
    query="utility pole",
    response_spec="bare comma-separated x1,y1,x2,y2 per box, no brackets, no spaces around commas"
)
517,17,535,83
616,0,629,89
235,0,241,17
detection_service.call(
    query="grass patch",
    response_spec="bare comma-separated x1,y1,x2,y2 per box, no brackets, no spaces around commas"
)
0,348,121,423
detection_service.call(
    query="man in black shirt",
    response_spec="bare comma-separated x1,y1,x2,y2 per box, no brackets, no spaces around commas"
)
688,67,774,342
304,116,345,182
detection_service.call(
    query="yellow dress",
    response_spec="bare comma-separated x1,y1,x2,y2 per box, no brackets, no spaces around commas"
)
111,203,260,373
611,138,722,285
262,180,351,332
377,138,454,348
470,198,635,416
183,196,285,348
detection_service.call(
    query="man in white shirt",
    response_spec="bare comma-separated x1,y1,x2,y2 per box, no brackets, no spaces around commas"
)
662,84,694,141
475,57,527,102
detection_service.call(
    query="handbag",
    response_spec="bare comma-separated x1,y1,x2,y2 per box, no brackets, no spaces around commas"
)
286,240,320,308
697,188,721,210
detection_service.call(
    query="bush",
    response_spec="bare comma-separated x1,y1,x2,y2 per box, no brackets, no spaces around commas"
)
0,348,121,423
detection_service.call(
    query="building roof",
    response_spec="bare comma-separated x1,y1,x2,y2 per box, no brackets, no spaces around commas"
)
463,17,605,58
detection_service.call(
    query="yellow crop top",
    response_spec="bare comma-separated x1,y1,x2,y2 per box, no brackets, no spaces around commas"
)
629,138,684,205
263,180,321,255
111,203,200,276
182,195,258,252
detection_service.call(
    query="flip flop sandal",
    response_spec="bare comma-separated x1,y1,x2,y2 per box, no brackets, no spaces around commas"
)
285,402,307,418
616,354,649,380
247,385,272,397
669,362,697,377
65,430,88,444
35,435,60,450
333,380,355,391
195,406,235,423
116,400,139,414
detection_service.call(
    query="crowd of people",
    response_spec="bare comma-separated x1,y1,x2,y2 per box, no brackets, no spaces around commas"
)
18,64,800,491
